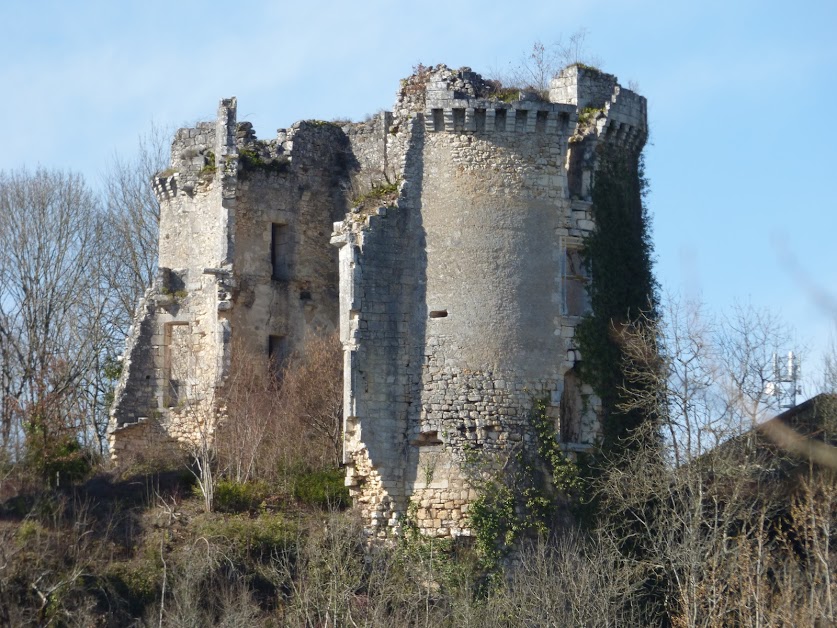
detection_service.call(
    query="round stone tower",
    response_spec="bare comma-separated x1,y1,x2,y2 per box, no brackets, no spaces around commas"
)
334,64,648,538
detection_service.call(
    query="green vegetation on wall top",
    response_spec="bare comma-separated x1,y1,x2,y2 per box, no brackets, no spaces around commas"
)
238,148,290,179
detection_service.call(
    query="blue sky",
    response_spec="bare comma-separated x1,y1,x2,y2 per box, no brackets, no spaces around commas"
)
2,0,836,390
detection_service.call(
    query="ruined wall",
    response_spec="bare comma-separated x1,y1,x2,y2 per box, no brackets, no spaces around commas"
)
109,100,238,460
109,102,347,460
333,65,647,538
230,121,348,362
111,62,647,542
343,113,394,191
332,111,426,533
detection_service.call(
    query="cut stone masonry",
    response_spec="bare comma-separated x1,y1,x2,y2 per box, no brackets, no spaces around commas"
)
110,64,647,538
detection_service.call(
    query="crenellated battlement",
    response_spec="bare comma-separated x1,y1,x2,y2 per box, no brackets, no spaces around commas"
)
596,116,647,150
414,63,646,153
152,173,178,200
550,64,647,151
594,84,647,150
424,101,577,135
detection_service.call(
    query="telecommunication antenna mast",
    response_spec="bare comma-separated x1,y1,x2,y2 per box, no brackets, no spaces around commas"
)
768,351,802,410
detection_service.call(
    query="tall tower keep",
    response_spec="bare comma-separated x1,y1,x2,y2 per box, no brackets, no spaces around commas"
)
332,64,648,537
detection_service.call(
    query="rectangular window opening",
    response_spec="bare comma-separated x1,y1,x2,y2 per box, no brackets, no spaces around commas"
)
164,322,191,408
429,310,448,319
413,430,443,446
561,371,582,443
268,334,289,369
564,247,590,317
271,223,289,281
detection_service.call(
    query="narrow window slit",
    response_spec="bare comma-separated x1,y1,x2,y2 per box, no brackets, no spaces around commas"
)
271,223,289,281
560,112,570,134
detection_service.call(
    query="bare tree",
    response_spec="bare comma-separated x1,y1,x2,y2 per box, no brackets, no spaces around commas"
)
215,332,343,486
598,296,837,625
102,123,168,335
482,533,642,627
0,133,167,463
275,331,344,469
491,29,602,96
716,302,793,429
555,28,600,68
621,297,794,462
216,344,281,484
0,168,111,463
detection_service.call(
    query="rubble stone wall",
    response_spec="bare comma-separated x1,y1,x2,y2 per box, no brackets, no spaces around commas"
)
333,64,646,538
110,105,349,458
111,63,647,541
230,121,348,361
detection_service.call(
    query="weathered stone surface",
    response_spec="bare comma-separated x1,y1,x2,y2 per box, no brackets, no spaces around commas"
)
335,64,646,538
110,63,647,539
109,102,348,460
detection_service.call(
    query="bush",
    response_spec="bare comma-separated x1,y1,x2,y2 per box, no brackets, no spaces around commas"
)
14,519,45,545
195,512,296,562
351,179,400,211
214,479,270,513
26,434,94,486
104,560,161,616
292,468,350,509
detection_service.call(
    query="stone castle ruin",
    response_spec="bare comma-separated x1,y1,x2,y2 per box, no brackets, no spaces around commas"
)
109,64,647,538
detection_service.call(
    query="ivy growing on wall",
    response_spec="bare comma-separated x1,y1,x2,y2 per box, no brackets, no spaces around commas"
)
467,398,580,573
576,142,659,453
